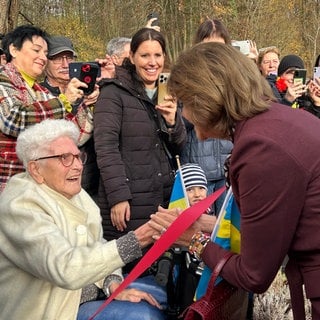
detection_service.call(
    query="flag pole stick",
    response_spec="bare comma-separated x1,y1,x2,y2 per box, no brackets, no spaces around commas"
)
175,155,190,208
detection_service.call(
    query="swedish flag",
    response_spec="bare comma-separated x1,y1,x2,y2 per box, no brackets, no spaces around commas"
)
195,187,241,299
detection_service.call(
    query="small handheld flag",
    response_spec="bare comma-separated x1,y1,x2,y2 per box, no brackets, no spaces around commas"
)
168,156,189,210
195,187,241,299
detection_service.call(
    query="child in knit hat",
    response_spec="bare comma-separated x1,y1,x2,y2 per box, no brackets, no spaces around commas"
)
180,163,210,208
167,163,212,312
269,54,307,108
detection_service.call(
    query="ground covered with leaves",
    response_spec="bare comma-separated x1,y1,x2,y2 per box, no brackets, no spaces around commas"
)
253,270,311,319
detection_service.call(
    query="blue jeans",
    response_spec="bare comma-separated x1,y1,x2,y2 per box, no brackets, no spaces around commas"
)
77,275,167,320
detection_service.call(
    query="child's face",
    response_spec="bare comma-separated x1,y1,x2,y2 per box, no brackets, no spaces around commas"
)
186,186,207,206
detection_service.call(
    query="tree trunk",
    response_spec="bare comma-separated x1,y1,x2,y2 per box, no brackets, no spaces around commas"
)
0,0,19,34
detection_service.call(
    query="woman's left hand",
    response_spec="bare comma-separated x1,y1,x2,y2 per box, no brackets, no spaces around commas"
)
155,95,177,127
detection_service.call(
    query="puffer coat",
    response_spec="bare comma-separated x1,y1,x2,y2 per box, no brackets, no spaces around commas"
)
94,67,186,244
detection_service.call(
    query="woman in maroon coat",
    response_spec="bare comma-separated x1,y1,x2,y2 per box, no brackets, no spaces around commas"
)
152,42,320,319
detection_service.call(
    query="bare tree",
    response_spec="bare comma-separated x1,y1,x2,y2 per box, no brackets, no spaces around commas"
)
0,0,19,34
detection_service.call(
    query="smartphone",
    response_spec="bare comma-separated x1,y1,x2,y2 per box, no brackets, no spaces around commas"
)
157,73,170,105
293,69,307,85
69,62,101,79
147,12,160,27
231,40,251,55
313,67,320,80
69,62,100,95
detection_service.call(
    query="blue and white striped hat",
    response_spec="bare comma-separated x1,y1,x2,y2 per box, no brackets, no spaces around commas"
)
180,163,207,190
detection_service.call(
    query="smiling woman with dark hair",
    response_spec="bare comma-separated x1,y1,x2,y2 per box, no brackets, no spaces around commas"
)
0,25,94,193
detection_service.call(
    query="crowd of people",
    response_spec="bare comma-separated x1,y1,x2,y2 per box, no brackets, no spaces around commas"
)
0,15,320,320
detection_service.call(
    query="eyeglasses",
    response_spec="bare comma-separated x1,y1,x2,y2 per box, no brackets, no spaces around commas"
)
49,55,75,65
35,152,87,167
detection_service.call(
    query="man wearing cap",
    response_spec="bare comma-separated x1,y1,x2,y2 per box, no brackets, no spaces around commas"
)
41,36,100,199
42,36,99,110
42,36,77,96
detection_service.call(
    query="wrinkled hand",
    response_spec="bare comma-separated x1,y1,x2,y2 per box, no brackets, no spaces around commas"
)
110,282,162,309
149,206,201,247
155,95,177,127
64,78,86,104
111,201,130,231
83,85,99,106
134,220,158,248
95,55,115,80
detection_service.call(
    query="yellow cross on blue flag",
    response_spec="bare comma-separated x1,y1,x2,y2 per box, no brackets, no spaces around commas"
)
195,187,241,299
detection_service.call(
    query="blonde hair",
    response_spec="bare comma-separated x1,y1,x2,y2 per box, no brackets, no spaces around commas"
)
257,46,280,66
168,42,275,139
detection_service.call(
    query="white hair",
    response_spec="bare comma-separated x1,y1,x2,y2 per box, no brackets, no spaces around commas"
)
106,37,131,56
16,119,80,167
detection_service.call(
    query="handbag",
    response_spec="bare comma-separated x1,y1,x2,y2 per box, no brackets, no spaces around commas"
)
180,252,248,320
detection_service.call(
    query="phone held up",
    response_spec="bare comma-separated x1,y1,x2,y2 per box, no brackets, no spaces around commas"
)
313,67,320,80
231,40,250,55
147,12,160,27
157,73,170,105
69,62,101,95
293,69,307,85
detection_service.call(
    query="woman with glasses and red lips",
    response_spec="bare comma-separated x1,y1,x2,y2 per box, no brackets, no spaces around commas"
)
0,119,163,320
0,25,95,193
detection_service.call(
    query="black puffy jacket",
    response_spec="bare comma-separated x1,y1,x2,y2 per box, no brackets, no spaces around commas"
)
94,67,186,245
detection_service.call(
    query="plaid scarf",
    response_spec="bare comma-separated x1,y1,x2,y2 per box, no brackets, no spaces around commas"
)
0,63,66,192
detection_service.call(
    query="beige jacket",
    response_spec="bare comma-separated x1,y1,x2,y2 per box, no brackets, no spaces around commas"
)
0,173,124,320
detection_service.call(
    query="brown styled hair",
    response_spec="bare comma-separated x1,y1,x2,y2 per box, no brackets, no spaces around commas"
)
168,42,275,139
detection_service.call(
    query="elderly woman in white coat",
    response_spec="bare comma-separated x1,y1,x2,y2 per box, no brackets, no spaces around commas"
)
0,119,162,320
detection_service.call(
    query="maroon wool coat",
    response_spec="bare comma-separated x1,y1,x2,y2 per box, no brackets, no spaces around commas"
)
202,103,320,317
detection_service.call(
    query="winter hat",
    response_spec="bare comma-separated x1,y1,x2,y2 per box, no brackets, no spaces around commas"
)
47,36,77,58
278,54,304,76
180,163,208,190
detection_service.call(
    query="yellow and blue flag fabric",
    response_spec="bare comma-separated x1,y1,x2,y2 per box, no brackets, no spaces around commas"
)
168,170,189,210
195,187,241,299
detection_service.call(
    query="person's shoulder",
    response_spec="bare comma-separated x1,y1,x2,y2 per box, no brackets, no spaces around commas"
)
0,65,11,83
